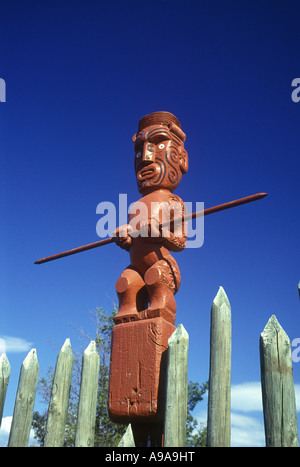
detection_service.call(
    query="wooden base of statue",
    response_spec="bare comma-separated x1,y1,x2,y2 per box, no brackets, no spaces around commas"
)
108,317,175,446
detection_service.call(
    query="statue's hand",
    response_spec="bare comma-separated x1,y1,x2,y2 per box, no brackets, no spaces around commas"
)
113,224,132,251
137,218,163,243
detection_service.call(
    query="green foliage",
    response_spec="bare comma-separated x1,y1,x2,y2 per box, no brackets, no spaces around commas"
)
186,381,208,447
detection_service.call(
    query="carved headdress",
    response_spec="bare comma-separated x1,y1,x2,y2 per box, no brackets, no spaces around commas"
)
137,111,186,143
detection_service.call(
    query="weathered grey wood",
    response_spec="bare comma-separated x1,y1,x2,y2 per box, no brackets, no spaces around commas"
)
260,315,299,447
164,324,189,447
298,281,300,300
207,286,231,447
8,349,39,447
0,353,11,424
118,424,135,447
44,338,74,447
75,341,100,447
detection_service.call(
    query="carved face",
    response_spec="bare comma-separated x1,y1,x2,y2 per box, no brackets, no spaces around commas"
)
133,124,188,194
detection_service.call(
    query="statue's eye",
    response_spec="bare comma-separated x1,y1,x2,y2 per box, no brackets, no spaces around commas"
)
158,143,165,150
136,152,141,158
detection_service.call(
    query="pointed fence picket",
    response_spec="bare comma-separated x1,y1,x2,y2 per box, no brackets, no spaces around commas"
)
44,338,74,447
260,315,299,447
207,286,231,447
164,324,189,447
8,349,39,447
0,354,10,423
75,340,100,447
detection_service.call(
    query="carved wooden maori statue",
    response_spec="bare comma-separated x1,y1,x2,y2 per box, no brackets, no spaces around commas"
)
108,111,188,446
113,111,188,326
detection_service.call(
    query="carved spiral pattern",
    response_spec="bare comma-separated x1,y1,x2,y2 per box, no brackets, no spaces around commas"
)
151,159,166,186
166,145,180,185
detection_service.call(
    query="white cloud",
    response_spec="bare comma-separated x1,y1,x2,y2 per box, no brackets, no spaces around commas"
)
0,416,36,447
230,381,300,446
0,336,33,354
231,381,300,413
194,409,208,429
231,413,265,447
0,416,12,447
0,416,12,433
231,382,263,412
194,381,300,447
194,406,265,447
294,384,300,411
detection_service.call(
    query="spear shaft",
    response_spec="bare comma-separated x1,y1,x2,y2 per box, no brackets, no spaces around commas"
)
34,192,267,264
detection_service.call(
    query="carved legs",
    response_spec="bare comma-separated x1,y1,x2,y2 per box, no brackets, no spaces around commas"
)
114,256,181,325
114,267,148,324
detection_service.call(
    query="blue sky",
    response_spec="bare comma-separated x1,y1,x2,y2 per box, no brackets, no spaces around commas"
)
1,0,300,446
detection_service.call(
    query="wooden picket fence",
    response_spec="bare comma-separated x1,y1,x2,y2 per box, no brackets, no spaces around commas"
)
0,339,100,447
0,286,299,447
0,327,188,447
206,286,299,447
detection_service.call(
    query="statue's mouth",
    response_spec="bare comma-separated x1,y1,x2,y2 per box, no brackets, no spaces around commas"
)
137,163,159,181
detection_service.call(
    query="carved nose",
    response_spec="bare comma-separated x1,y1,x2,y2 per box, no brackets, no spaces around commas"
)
142,143,155,163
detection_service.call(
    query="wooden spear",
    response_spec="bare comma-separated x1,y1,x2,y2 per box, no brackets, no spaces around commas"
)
34,192,267,264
